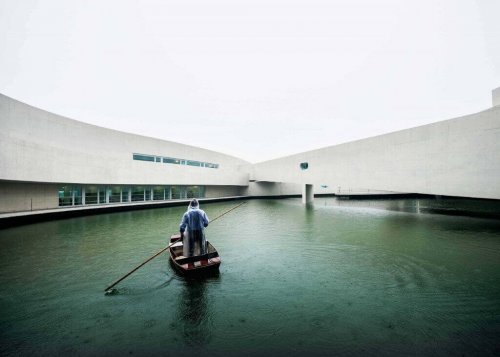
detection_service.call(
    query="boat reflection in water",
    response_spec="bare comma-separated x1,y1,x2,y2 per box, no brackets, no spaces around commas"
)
175,270,220,347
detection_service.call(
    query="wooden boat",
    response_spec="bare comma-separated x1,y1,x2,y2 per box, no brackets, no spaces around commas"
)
168,234,221,275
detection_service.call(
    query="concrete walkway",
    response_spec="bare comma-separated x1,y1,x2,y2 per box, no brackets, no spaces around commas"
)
0,196,247,228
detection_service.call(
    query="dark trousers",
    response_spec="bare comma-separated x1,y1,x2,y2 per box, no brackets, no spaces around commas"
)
188,230,206,256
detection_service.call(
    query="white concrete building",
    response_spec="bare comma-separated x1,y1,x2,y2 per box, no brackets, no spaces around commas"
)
252,95,500,201
0,94,250,213
1,88,499,217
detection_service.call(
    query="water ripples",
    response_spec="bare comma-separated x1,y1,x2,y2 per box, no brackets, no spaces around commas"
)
1,198,499,356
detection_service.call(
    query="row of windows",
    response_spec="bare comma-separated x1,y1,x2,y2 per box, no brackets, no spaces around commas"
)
133,153,219,169
58,185,205,207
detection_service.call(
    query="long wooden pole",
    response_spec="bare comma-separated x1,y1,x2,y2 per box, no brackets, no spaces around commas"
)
104,201,246,292
207,201,246,224
104,241,179,292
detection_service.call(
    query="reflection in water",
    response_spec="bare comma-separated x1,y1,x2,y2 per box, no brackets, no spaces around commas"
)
176,272,220,347
1,198,499,356
330,196,500,219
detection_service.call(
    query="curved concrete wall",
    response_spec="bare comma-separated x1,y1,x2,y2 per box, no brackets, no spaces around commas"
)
0,94,250,186
252,106,500,200
1,88,499,216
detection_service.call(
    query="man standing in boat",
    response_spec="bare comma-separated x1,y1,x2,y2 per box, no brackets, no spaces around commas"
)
179,199,210,257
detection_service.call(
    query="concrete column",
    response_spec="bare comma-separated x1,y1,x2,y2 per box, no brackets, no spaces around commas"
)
302,184,314,204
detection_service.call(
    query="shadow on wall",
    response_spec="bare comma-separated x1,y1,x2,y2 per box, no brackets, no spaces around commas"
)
246,182,302,197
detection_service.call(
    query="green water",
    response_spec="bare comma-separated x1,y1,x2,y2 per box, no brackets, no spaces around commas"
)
1,198,499,356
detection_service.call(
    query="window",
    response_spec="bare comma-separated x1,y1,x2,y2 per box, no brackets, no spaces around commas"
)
99,187,106,204
122,187,130,202
300,162,309,170
134,153,218,169
133,154,155,162
171,186,181,199
186,160,201,167
85,186,98,204
109,186,121,203
186,186,198,198
58,184,205,206
58,186,73,206
131,186,145,201
163,157,180,164
58,186,82,206
186,185,206,198
73,186,82,205
153,186,168,200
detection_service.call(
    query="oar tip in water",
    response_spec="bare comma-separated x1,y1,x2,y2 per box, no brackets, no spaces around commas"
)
104,288,119,296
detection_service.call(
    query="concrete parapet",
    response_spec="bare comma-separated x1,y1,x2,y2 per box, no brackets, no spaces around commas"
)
493,87,500,107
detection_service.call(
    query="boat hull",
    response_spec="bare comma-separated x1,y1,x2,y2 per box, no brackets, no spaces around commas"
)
168,234,221,276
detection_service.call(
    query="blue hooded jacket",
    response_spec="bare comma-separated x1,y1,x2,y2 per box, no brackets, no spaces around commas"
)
179,204,209,233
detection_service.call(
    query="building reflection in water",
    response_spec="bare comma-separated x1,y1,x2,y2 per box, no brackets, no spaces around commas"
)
176,271,220,347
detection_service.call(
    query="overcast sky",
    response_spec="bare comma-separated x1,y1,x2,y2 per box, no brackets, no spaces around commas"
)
1,0,499,163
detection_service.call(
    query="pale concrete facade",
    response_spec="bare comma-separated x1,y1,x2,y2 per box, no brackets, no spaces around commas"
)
252,105,500,200
493,87,500,107
0,182,60,213
0,94,250,186
1,89,499,216
244,182,303,197
204,185,247,198
0,93,251,213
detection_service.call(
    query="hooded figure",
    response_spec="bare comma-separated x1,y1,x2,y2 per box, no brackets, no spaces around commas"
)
179,199,209,257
